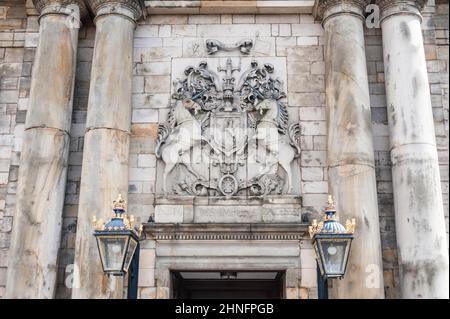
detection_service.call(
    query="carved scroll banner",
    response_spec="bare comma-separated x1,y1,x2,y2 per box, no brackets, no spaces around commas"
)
206,39,253,55
155,57,301,197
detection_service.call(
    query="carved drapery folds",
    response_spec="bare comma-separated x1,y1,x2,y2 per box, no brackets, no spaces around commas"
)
156,59,301,197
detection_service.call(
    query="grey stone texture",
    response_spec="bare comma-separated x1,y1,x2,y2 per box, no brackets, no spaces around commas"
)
0,0,30,299
0,0,448,299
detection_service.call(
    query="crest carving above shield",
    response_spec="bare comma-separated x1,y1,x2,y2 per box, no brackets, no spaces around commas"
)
155,57,301,197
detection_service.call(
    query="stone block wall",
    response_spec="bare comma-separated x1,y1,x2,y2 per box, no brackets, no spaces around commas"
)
364,25,400,299
0,0,29,299
0,1,448,299
128,13,328,224
128,14,327,300
434,0,449,247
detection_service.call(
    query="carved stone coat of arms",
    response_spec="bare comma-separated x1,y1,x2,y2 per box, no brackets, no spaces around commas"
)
155,58,301,197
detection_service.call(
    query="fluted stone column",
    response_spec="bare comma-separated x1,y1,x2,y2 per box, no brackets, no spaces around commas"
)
377,0,449,299
5,0,86,298
315,0,384,298
72,0,144,299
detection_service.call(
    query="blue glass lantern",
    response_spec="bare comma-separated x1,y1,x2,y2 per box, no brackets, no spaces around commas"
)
309,195,356,279
92,194,142,276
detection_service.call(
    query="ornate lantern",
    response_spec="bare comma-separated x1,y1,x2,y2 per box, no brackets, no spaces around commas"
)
309,195,356,279
92,194,142,276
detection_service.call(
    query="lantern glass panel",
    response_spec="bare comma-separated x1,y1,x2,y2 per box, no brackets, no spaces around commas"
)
315,237,352,278
123,237,138,272
97,235,129,272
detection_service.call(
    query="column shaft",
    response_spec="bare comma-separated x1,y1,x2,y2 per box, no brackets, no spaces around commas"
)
6,1,81,298
72,1,142,299
319,1,385,298
379,0,449,298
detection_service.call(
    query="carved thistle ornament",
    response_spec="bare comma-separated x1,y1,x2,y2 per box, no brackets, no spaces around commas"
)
156,58,301,197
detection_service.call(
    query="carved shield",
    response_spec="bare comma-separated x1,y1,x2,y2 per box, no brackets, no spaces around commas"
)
209,111,248,157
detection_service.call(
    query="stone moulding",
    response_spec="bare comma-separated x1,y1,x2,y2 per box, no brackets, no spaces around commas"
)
86,0,146,20
376,0,427,11
143,0,316,14
154,194,302,206
32,0,89,19
313,0,369,21
33,0,86,11
143,223,309,240
376,0,428,22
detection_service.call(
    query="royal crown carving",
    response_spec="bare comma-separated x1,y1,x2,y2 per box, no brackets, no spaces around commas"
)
156,58,301,197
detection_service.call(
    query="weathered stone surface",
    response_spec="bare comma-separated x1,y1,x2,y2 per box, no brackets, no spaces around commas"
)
138,268,155,287
321,2,384,299
131,123,158,139
5,7,79,298
154,205,184,223
1,0,448,300
73,3,139,299
286,46,323,62
379,0,449,298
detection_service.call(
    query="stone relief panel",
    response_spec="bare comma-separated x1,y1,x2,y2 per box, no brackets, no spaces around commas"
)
155,57,301,197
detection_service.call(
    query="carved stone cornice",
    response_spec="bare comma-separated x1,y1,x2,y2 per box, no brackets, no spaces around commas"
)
86,0,145,22
143,223,309,241
376,0,427,22
314,0,370,23
377,0,427,11
33,0,88,20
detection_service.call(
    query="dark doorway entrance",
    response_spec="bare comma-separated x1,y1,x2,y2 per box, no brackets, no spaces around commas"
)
171,271,285,299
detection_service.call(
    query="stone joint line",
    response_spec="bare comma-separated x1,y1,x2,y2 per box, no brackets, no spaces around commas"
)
85,126,131,135
24,125,71,136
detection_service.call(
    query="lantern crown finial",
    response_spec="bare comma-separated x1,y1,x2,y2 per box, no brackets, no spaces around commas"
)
92,194,142,237
325,194,336,213
308,195,356,238
113,194,126,210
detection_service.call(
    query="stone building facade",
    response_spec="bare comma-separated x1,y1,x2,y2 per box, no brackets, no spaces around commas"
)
0,0,448,299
